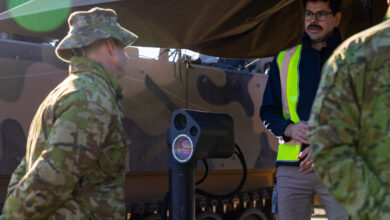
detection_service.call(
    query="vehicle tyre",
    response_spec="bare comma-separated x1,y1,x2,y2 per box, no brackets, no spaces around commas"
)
143,214,160,220
238,208,268,220
196,212,223,220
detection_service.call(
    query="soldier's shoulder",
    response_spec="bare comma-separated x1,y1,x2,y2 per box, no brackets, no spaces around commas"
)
332,19,390,64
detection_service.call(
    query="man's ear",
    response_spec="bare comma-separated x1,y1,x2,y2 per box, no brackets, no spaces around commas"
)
334,12,341,27
104,38,115,56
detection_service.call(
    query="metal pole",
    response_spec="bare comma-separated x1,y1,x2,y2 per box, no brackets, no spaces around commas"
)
168,156,196,220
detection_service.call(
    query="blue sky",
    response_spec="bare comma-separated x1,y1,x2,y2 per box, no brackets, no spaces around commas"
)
136,46,199,61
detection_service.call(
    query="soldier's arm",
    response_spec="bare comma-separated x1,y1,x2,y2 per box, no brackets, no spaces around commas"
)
1,94,111,220
5,156,27,196
260,56,293,141
308,53,390,219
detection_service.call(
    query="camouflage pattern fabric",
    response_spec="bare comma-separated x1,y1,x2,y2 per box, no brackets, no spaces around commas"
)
0,56,128,220
55,7,138,62
308,7,390,220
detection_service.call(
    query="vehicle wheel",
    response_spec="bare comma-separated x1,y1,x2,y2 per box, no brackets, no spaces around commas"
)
238,208,268,220
143,214,160,220
196,212,223,220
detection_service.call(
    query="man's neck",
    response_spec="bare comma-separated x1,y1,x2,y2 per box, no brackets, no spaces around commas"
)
309,29,335,51
311,41,327,51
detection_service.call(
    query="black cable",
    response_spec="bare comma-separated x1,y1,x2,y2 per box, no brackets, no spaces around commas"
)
172,50,178,79
195,143,247,200
185,59,189,109
157,48,169,58
196,159,209,185
160,191,169,220
161,143,247,217
168,49,176,58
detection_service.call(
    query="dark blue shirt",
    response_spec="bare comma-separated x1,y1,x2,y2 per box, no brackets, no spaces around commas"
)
260,29,342,165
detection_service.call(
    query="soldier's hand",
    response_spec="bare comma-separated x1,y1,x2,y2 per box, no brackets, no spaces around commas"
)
298,147,314,174
284,121,310,144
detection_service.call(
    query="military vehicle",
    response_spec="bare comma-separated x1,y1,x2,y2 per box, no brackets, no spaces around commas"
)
0,0,387,219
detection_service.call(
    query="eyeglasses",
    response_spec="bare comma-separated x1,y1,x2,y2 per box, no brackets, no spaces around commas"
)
304,10,333,21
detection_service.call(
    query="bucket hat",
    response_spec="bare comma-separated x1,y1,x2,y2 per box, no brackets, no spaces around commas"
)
55,7,138,62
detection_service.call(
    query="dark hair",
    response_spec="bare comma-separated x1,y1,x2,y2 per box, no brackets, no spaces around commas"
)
303,0,342,14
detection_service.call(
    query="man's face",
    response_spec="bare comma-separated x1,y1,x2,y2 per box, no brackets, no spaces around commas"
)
304,1,341,43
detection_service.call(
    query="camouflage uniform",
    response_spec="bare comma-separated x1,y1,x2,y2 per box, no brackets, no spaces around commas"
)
0,7,137,220
308,7,390,220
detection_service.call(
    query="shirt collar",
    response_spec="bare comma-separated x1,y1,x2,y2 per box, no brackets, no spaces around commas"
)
302,28,342,52
69,56,123,99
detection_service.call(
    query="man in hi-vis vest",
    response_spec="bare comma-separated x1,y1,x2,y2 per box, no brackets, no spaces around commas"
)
260,0,347,219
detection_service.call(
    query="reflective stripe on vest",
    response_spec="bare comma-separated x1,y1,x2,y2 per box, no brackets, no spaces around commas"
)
276,45,302,163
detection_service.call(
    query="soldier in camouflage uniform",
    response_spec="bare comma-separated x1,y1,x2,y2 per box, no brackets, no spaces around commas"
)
308,1,390,219
0,7,137,220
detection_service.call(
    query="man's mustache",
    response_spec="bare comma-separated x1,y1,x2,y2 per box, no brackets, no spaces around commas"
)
308,24,323,30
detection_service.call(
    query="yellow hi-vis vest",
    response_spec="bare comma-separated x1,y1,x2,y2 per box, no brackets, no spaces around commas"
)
276,44,302,163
